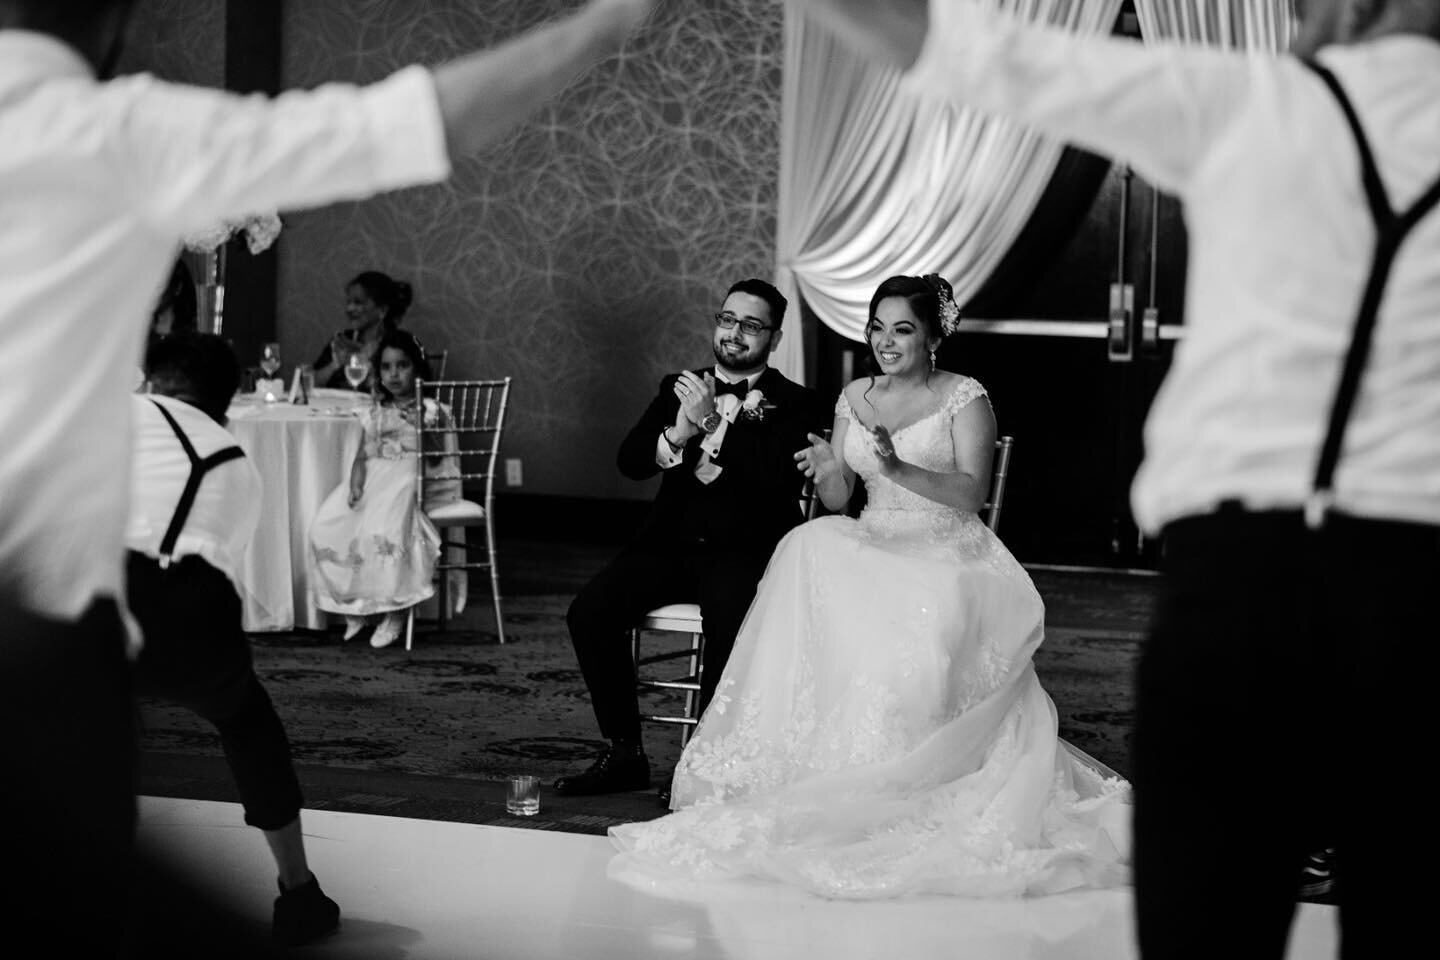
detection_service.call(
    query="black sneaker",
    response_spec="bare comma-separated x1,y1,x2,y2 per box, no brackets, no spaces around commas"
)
273,874,340,946
553,744,650,796
1298,848,1337,903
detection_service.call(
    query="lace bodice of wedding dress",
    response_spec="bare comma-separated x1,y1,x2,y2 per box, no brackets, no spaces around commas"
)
840,377,1029,581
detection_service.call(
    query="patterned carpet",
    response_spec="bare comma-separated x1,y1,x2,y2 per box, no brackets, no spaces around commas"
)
137,571,1151,833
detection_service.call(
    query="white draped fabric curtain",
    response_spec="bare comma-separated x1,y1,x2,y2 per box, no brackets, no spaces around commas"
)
1133,0,1296,49
770,0,1124,381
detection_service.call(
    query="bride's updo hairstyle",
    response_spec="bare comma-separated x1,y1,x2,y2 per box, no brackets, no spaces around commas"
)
862,274,960,391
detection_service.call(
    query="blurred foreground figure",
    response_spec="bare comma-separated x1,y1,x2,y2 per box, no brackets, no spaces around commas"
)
793,0,1440,956
0,0,654,950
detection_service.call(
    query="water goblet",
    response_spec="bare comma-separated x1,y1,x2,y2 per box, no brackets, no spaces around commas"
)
343,352,370,391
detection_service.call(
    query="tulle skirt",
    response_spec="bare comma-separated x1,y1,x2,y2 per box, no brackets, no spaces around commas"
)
610,514,1131,899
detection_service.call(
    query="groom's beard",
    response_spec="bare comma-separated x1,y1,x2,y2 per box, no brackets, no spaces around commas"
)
713,339,767,378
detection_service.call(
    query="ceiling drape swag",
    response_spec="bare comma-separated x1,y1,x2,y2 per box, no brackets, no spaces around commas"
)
771,0,1124,380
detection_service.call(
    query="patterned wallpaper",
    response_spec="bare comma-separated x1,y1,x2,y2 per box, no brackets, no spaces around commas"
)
116,0,224,87
276,1,786,500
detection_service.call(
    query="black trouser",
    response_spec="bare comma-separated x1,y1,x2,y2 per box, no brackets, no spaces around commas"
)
567,540,771,744
127,552,302,830
0,597,134,953
1134,508,1438,960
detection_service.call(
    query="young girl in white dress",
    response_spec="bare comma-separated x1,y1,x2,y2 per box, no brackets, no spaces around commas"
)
610,275,1131,898
309,330,459,648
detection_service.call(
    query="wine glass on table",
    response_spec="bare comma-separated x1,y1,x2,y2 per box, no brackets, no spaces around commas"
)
259,342,282,401
343,351,370,393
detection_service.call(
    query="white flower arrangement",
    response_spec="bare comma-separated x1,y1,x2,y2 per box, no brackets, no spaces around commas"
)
937,291,961,336
182,212,283,255
738,389,776,422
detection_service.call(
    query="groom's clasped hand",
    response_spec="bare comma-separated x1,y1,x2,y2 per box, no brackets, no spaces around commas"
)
674,370,718,426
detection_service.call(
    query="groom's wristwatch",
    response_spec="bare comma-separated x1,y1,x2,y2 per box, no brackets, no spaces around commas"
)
700,410,722,434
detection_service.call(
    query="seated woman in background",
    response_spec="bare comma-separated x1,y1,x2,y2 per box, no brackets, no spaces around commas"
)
308,330,461,648
312,270,413,390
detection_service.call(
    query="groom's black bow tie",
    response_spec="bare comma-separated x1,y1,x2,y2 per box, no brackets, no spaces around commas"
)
714,378,749,400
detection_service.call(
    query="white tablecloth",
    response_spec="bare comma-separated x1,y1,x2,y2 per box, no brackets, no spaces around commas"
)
228,389,367,631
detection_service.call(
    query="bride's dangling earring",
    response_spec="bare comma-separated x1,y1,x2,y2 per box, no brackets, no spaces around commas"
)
929,349,937,371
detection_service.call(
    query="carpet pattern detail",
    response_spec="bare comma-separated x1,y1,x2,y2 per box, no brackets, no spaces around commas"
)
138,592,1140,787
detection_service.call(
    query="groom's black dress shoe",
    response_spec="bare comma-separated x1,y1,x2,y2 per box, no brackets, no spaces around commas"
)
553,745,650,796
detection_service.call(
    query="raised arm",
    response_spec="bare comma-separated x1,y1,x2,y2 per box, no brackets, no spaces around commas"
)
433,0,657,157
794,0,1255,195
791,0,930,69
123,0,657,235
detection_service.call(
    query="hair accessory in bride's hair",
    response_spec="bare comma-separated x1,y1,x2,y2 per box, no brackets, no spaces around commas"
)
922,273,962,337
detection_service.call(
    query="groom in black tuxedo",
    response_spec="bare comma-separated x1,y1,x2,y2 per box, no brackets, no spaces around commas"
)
556,278,827,797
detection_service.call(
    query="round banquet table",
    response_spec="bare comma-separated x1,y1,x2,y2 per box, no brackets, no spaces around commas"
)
228,388,368,631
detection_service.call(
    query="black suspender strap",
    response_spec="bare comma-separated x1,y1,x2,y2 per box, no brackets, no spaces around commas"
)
1298,59,1440,529
148,399,244,568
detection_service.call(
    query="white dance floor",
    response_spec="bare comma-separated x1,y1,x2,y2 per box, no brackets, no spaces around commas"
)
139,796,1339,959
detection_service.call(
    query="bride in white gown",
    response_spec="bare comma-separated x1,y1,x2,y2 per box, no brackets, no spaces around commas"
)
610,275,1130,899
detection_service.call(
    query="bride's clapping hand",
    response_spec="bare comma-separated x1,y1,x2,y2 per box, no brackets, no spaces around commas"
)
869,424,899,470
794,432,838,481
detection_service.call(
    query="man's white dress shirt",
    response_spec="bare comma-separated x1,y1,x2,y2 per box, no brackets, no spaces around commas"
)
125,395,262,590
0,31,450,620
907,2,1440,532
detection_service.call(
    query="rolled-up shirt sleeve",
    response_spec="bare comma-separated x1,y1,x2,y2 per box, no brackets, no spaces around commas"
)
111,65,451,233
903,0,1255,195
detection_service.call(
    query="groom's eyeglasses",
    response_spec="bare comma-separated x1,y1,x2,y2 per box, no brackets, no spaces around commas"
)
714,312,773,337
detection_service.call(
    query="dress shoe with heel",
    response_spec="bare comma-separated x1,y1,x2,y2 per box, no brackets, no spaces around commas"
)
553,743,650,796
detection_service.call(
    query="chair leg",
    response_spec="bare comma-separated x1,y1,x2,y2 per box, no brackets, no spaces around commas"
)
404,606,414,651
485,514,504,645
437,560,450,632
490,569,505,646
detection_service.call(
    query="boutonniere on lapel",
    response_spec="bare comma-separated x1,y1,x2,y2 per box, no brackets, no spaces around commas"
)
737,389,776,422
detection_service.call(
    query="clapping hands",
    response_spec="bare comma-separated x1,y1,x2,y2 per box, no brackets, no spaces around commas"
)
674,370,717,430
794,432,839,482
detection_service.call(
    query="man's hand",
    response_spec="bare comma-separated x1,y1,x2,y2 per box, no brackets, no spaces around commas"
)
674,370,717,429
790,0,929,69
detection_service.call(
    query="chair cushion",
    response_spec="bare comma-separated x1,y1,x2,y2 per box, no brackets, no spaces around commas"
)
425,499,486,524
642,603,703,631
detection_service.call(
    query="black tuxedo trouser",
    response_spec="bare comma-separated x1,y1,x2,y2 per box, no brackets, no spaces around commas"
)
0,597,134,950
127,552,302,831
1134,507,1438,960
567,541,771,744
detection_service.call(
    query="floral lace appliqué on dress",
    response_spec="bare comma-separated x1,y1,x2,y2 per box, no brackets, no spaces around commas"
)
610,377,1131,899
